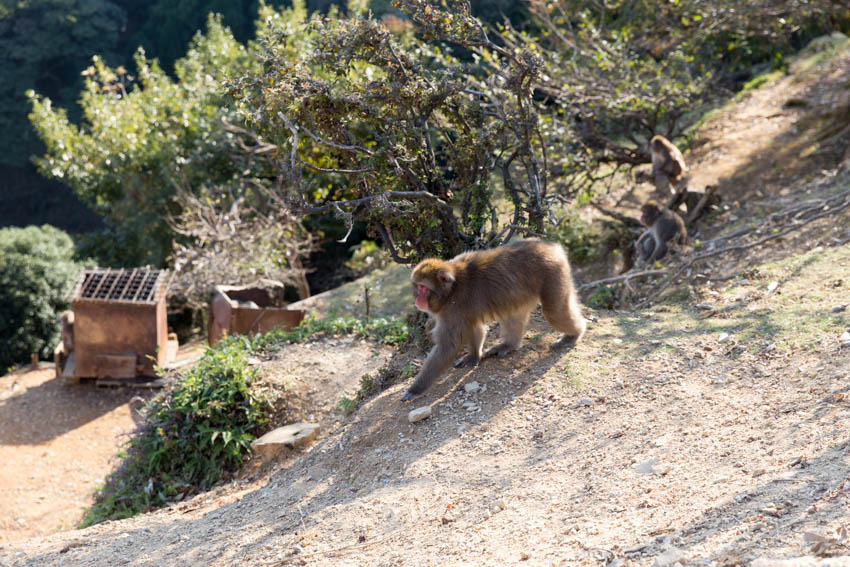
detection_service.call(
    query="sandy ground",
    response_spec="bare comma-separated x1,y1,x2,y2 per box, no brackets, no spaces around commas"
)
0,365,149,543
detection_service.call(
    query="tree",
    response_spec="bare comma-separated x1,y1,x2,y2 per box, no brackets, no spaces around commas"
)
229,0,555,261
0,225,83,370
499,0,849,193
29,14,252,266
0,0,126,168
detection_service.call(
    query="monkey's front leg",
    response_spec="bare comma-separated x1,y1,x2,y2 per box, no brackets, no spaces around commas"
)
453,322,486,368
402,344,457,401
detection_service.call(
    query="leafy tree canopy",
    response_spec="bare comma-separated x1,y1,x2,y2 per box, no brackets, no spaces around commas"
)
29,13,253,266
502,0,850,194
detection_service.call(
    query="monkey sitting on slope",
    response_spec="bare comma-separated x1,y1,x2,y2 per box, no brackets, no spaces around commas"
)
402,239,586,401
634,200,686,267
650,134,687,196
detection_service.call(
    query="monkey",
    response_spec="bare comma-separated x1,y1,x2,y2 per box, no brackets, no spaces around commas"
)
60,310,74,352
634,200,686,267
402,239,586,401
650,135,687,196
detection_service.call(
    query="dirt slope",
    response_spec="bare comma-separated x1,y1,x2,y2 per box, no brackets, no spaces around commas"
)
3,39,850,567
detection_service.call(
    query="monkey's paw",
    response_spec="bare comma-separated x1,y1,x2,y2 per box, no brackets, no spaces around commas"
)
453,354,480,368
550,335,579,350
401,390,419,402
483,342,517,359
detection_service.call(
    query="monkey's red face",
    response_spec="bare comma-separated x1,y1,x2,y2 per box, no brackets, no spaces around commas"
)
415,283,431,311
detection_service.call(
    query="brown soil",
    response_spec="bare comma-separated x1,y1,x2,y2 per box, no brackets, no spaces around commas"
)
2,39,850,567
0,365,151,543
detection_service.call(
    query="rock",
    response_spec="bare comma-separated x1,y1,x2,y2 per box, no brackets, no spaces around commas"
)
463,381,480,393
840,331,850,346
408,406,432,423
612,338,623,344
767,281,779,293
717,332,731,343
251,423,320,454
832,304,848,313
652,547,684,567
520,552,530,561
572,398,593,408
635,458,670,475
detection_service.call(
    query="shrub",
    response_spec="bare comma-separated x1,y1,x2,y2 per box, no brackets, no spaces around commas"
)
82,335,272,525
0,225,82,371
82,313,408,525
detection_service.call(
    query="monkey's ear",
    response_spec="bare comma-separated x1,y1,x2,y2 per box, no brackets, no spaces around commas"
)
438,270,455,284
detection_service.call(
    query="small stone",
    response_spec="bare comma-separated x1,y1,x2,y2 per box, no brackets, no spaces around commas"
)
840,331,850,346
717,332,731,343
572,398,593,408
247,357,262,365
652,547,684,567
635,458,659,474
408,406,432,423
767,281,779,293
832,304,848,313
612,338,623,344
251,423,320,454
463,381,480,393
520,552,530,561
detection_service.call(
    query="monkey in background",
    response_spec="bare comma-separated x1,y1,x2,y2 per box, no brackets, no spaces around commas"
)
634,200,686,267
402,239,586,401
650,135,687,196
60,310,74,352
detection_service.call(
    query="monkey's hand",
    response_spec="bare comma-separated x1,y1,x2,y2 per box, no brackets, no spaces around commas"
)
453,353,480,368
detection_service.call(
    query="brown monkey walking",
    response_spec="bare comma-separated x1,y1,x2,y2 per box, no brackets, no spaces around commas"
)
402,239,586,401
634,200,686,267
650,135,686,196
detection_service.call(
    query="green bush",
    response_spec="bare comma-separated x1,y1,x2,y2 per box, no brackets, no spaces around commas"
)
0,225,82,371
82,313,408,525
82,335,272,525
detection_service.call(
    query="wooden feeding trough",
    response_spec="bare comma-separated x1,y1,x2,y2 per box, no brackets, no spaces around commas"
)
56,268,169,382
208,280,305,345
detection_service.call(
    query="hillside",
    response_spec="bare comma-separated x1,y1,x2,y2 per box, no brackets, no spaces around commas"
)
2,40,850,567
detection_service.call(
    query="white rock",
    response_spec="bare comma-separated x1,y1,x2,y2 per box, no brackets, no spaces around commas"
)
408,406,432,423
652,547,684,567
767,281,779,293
464,381,480,393
717,332,731,343
251,423,320,454
840,331,850,346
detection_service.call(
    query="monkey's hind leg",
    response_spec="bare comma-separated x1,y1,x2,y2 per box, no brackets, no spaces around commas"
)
454,322,486,368
483,309,531,359
541,286,586,351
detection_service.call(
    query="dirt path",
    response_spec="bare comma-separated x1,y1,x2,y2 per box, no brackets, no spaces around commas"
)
0,365,150,543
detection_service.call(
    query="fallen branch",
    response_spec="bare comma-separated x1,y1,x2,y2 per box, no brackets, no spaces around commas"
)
637,190,850,307
590,203,642,228
578,270,666,292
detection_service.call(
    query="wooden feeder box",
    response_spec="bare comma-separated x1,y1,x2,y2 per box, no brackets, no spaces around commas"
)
60,268,169,380
208,281,305,345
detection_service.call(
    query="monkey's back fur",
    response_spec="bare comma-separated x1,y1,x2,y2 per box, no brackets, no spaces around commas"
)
442,239,577,323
